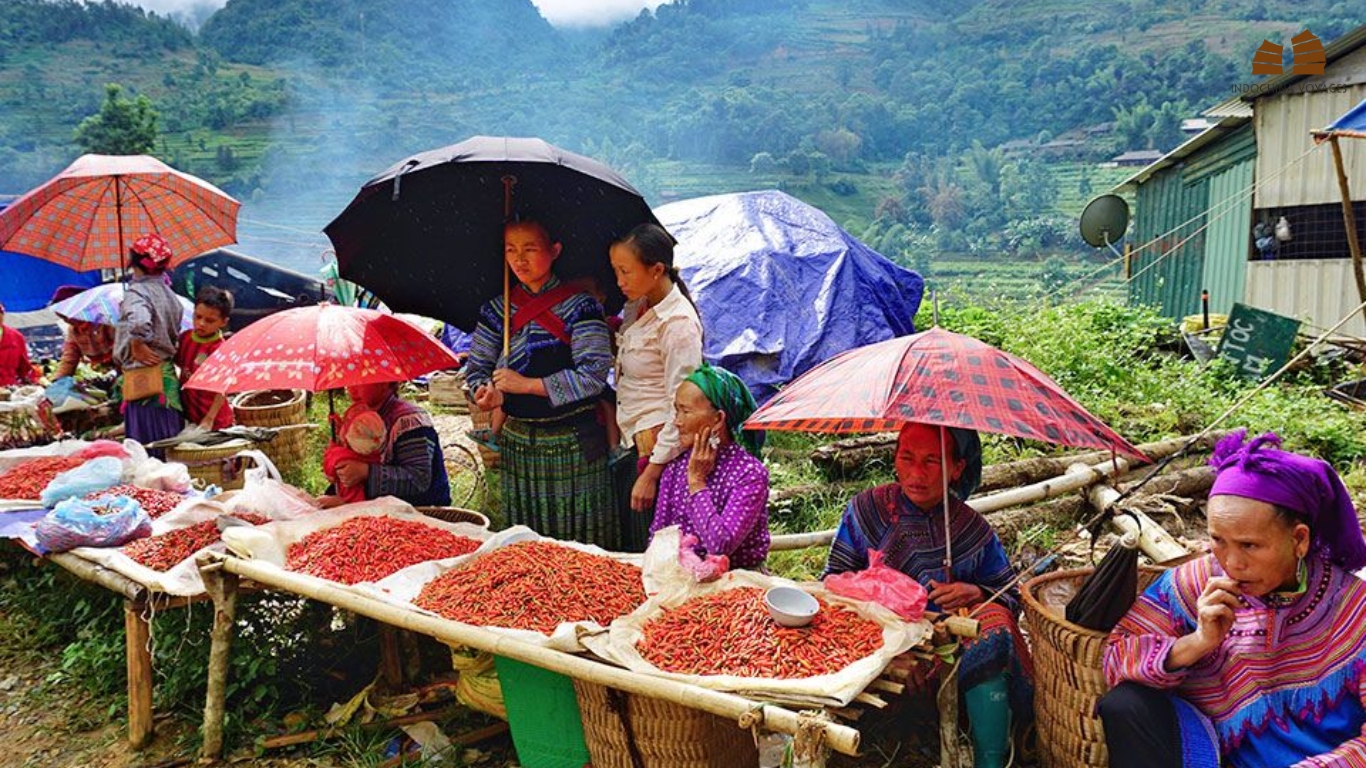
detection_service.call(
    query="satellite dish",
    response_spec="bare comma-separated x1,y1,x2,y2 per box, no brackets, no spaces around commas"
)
1079,194,1130,251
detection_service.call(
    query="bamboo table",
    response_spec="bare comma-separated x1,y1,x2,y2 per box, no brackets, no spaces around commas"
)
42,551,207,749
196,552,866,763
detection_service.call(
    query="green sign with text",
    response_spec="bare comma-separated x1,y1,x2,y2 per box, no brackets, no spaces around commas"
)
1217,303,1300,380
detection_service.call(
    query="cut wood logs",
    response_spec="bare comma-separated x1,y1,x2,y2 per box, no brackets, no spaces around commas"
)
984,464,1213,544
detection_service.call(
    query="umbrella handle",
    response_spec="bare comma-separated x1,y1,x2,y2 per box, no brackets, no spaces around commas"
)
501,175,517,357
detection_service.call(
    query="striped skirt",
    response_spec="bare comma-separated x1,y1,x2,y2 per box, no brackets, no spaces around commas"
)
501,413,616,550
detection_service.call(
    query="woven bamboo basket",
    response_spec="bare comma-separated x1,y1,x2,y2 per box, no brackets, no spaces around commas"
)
573,680,758,768
231,390,310,478
465,392,500,470
429,371,469,413
1022,565,1166,768
166,439,257,490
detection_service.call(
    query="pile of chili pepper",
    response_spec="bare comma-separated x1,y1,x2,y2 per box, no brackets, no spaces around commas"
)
285,516,482,585
122,513,270,571
0,456,85,499
85,485,185,518
415,540,645,634
637,587,884,678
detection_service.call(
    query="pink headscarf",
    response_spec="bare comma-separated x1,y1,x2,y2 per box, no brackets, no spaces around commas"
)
1209,430,1366,570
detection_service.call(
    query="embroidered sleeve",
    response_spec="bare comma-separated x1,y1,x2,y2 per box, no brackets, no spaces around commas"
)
368,427,435,500
823,498,871,577
462,303,502,393
1103,571,1193,690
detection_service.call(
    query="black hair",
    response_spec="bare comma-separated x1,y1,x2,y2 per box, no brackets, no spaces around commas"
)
196,286,234,318
1271,503,1312,533
614,222,698,313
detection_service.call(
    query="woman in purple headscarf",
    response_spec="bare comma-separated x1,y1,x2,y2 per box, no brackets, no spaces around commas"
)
1101,430,1366,768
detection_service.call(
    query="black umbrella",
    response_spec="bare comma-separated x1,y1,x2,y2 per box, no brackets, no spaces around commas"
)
323,136,662,332
1065,529,1140,632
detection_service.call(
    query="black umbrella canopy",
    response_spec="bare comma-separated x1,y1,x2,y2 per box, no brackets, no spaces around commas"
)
324,136,662,332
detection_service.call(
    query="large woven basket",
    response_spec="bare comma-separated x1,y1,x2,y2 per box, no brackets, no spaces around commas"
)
573,680,758,768
166,439,257,490
429,371,469,413
231,390,310,478
1022,565,1166,768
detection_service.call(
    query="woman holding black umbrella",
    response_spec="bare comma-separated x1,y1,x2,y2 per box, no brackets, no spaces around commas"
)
464,219,617,548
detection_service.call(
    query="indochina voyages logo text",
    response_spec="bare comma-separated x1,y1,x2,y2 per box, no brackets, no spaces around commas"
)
1234,28,1345,95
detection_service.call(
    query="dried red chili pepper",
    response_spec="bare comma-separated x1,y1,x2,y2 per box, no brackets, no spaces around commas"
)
414,540,645,634
637,586,884,679
122,513,270,571
85,485,185,518
0,456,85,500
285,516,481,585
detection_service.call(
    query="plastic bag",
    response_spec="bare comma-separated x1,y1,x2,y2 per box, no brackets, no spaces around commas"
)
678,533,729,583
220,450,317,520
34,494,152,552
449,646,506,720
124,440,192,493
823,549,929,622
641,525,690,596
72,440,130,461
39,456,124,507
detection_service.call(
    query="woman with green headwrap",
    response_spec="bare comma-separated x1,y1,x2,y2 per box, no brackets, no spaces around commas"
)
648,363,770,570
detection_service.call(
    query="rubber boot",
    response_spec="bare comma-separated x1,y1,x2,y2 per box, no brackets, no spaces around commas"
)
964,674,1011,768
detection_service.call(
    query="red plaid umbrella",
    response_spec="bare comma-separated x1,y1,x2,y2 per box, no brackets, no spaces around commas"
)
0,154,239,271
745,326,1145,460
184,304,459,395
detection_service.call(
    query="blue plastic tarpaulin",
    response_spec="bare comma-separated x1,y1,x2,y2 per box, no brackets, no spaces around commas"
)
1323,97,1366,139
0,201,101,311
656,190,924,403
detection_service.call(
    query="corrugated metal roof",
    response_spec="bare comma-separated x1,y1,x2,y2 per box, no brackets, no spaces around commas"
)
1111,115,1252,191
1205,96,1253,119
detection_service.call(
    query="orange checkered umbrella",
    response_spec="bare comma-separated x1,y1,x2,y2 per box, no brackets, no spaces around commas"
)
744,326,1145,460
0,154,239,271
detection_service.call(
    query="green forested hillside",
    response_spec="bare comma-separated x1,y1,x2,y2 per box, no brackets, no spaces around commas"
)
0,0,1360,285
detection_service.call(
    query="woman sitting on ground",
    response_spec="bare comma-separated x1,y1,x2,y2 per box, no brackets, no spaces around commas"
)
647,363,769,571
1101,430,1366,768
823,423,1032,768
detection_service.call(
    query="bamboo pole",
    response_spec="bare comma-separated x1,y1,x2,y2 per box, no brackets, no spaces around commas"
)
771,455,1134,551
48,552,150,602
125,600,154,749
200,563,239,761
1329,136,1366,323
1081,466,1190,563
203,554,863,756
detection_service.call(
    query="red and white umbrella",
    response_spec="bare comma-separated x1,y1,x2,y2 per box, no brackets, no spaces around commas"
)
185,304,460,395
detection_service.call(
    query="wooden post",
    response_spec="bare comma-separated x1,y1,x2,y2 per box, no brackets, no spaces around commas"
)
125,600,154,749
1329,136,1366,323
200,559,240,762
937,662,961,768
377,624,404,691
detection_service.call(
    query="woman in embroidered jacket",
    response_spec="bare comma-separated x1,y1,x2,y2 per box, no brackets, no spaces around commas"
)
823,423,1031,768
464,219,615,548
322,381,451,508
1101,430,1366,768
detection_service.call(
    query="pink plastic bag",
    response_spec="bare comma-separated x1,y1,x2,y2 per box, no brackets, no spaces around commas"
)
678,533,730,583
824,549,928,621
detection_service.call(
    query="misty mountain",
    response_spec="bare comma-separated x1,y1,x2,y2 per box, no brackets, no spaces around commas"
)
198,0,565,86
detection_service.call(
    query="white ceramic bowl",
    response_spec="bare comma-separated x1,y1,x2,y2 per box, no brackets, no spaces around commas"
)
764,586,819,627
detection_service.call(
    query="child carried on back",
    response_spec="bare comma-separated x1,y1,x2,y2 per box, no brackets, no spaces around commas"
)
323,403,387,503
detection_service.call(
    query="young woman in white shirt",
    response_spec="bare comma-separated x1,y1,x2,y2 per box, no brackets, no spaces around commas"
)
608,223,705,550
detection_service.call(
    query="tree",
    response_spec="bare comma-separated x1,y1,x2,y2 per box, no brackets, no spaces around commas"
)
73,83,158,155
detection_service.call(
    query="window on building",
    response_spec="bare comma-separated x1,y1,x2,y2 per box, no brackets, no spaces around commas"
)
1250,201,1366,261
